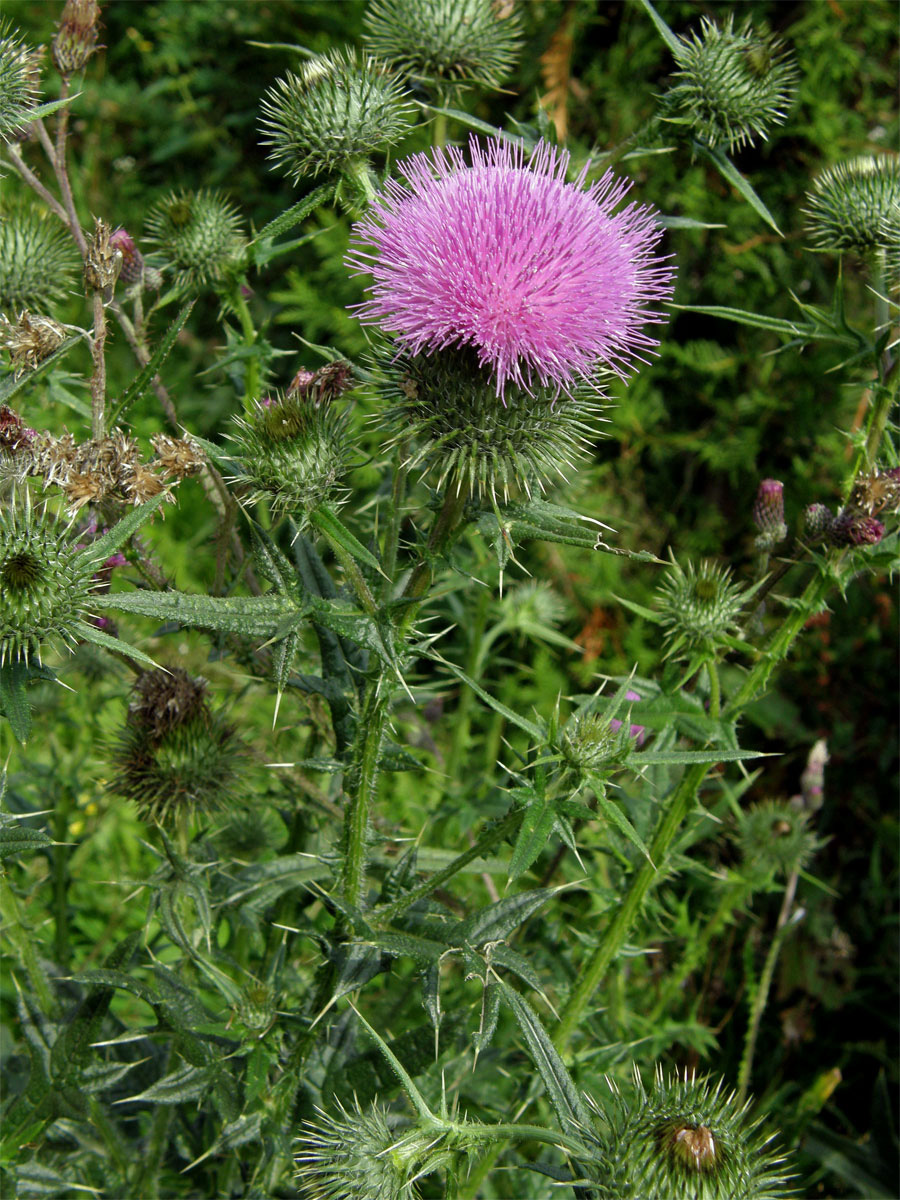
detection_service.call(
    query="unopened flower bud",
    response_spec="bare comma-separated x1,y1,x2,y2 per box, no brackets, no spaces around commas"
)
799,738,828,812
804,156,900,256
803,503,834,540
144,190,245,291
0,22,43,143
752,478,787,549
52,0,101,76
83,217,122,296
0,200,78,313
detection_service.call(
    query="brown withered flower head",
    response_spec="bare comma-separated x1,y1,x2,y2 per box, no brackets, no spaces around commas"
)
0,405,36,460
130,667,208,739
0,311,67,376
83,217,123,296
150,433,205,480
22,428,176,512
52,0,101,76
287,359,355,403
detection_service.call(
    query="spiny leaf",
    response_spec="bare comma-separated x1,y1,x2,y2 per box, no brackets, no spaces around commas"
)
106,300,195,427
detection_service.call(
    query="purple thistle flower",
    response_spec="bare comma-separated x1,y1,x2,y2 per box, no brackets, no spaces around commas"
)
347,137,674,400
609,688,646,746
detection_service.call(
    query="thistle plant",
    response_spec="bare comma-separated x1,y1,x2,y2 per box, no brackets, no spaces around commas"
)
0,5,896,1200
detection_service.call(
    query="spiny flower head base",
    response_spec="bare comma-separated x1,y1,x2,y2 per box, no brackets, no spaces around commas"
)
0,200,78,314
229,389,352,522
736,799,820,881
144,190,246,291
668,14,798,154
803,156,900,255
0,20,42,143
376,345,606,501
363,0,521,94
348,137,674,401
589,1067,792,1200
0,497,99,666
260,50,413,184
657,557,747,658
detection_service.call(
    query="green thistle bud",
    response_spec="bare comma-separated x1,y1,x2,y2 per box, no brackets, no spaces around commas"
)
667,15,798,154
802,502,833,541
589,1067,792,1200
736,799,820,881
233,980,277,1035
0,21,42,142
376,346,605,502
260,50,413,185
144,189,246,291
215,805,287,861
656,557,747,659
559,711,636,777
803,156,900,256
296,1098,442,1200
109,668,248,825
52,0,101,77
229,390,352,524
0,494,100,665
0,200,79,314
363,0,522,95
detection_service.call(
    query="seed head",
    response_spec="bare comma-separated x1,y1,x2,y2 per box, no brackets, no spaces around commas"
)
667,14,798,153
803,156,900,256
144,190,246,291
0,311,67,376
83,217,123,295
260,50,413,184
348,137,673,401
363,0,521,95
0,200,79,314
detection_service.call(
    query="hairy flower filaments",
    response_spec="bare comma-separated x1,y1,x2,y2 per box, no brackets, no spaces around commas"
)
261,50,413,185
144,190,246,291
803,156,900,256
347,137,674,401
667,15,798,154
589,1067,792,1200
363,0,522,95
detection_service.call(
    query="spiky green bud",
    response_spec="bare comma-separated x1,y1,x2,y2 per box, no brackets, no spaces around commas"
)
261,50,413,185
363,0,521,95
589,1067,793,1200
229,390,352,523
376,346,605,502
560,711,636,776
295,1098,442,1200
109,668,248,825
215,806,287,861
0,21,42,143
656,557,747,659
0,495,99,665
803,156,900,255
144,189,246,291
233,980,277,1035
667,15,798,154
736,799,820,881
0,201,79,314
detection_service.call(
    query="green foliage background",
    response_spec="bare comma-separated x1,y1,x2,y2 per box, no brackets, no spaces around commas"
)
1,1,897,1197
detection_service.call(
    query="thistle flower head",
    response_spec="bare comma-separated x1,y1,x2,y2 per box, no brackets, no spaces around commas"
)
52,0,101,76
295,1098,441,1200
363,0,521,95
347,137,674,401
828,512,885,547
803,502,833,541
0,493,101,665
559,710,637,776
656,557,747,659
374,344,606,500
0,20,42,142
0,311,67,376
229,388,352,523
736,799,820,880
803,156,900,256
216,806,287,861
109,669,248,825
144,190,246,291
667,14,798,154
260,50,413,185
0,200,79,314
109,227,145,286
752,478,787,550
589,1066,793,1200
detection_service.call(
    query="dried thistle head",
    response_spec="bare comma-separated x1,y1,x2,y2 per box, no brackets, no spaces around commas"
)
129,667,208,738
52,0,101,75
150,433,205,481
0,311,67,375
83,217,123,295
0,405,37,462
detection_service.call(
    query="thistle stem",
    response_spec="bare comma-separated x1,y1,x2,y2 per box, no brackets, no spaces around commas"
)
52,78,87,257
5,145,69,224
340,676,389,910
89,289,107,438
552,566,834,1053
401,485,468,612
229,280,260,404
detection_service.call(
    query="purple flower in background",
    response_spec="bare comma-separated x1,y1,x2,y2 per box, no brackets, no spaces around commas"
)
347,137,674,399
610,689,646,746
